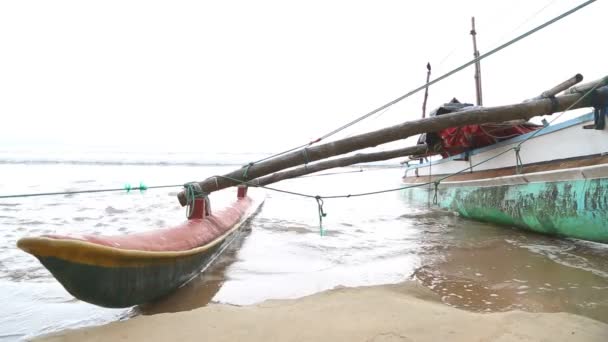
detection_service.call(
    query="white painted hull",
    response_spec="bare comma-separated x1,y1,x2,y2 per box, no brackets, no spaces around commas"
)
404,112,608,178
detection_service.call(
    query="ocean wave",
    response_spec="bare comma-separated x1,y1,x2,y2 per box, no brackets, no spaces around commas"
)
0,159,245,166
0,150,273,166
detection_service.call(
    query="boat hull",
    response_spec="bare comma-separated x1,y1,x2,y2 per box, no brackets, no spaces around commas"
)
402,111,608,243
35,244,222,308
402,175,608,243
18,195,263,308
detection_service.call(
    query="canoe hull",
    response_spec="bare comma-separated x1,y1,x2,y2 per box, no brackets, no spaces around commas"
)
35,244,222,308
18,195,263,308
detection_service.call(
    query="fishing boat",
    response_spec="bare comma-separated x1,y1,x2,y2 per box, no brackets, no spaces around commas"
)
17,185,263,308
401,76,608,243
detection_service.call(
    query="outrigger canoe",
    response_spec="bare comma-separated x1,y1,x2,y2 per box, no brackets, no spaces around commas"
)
17,185,263,308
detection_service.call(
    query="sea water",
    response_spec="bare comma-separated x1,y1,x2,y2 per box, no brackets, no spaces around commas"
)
1,151,608,340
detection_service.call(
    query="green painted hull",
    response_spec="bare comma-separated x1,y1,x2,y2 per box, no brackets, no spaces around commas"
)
402,178,608,243
37,241,224,308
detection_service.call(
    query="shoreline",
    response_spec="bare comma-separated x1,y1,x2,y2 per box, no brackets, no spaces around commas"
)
35,282,608,342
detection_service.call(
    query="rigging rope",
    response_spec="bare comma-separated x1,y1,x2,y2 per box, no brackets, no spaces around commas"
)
3,80,601,231
0,183,180,199
217,80,606,232
183,182,209,218
245,0,595,167
315,196,327,236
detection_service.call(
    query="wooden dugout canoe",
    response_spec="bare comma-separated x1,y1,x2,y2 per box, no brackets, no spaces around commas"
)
17,188,263,308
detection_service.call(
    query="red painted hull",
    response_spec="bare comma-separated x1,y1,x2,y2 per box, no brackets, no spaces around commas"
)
44,197,253,252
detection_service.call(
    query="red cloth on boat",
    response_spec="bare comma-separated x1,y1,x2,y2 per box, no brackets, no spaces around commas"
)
438,123,540,157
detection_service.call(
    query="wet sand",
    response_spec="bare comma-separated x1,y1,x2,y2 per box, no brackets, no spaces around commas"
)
35,283,608,342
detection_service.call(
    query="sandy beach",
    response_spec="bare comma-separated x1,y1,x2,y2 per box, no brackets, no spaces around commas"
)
35,282,607,342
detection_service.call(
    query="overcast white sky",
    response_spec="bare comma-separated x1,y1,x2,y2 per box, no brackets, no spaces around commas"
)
0,0,605,154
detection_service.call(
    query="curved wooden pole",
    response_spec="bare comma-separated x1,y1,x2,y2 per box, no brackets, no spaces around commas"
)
255,144,429,187
177,86,608,206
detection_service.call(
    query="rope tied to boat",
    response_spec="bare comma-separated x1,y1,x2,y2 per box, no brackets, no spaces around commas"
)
432,181,440,205
184,182,210,218
514,146,524,174
315,195,327,236
242,162,254,181
302,148,310,171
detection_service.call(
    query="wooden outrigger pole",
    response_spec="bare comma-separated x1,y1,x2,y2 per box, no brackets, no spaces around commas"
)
177,81,608,205
255,144,429,187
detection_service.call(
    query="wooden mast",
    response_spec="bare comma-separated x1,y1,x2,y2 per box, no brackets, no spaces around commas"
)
471,17,483,106
422,63,432,118
176,85,608,205
418,62,432,172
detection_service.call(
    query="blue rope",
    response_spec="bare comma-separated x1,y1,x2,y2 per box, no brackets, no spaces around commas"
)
315,196,327,236
242,163,254,181
183,182,209,218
